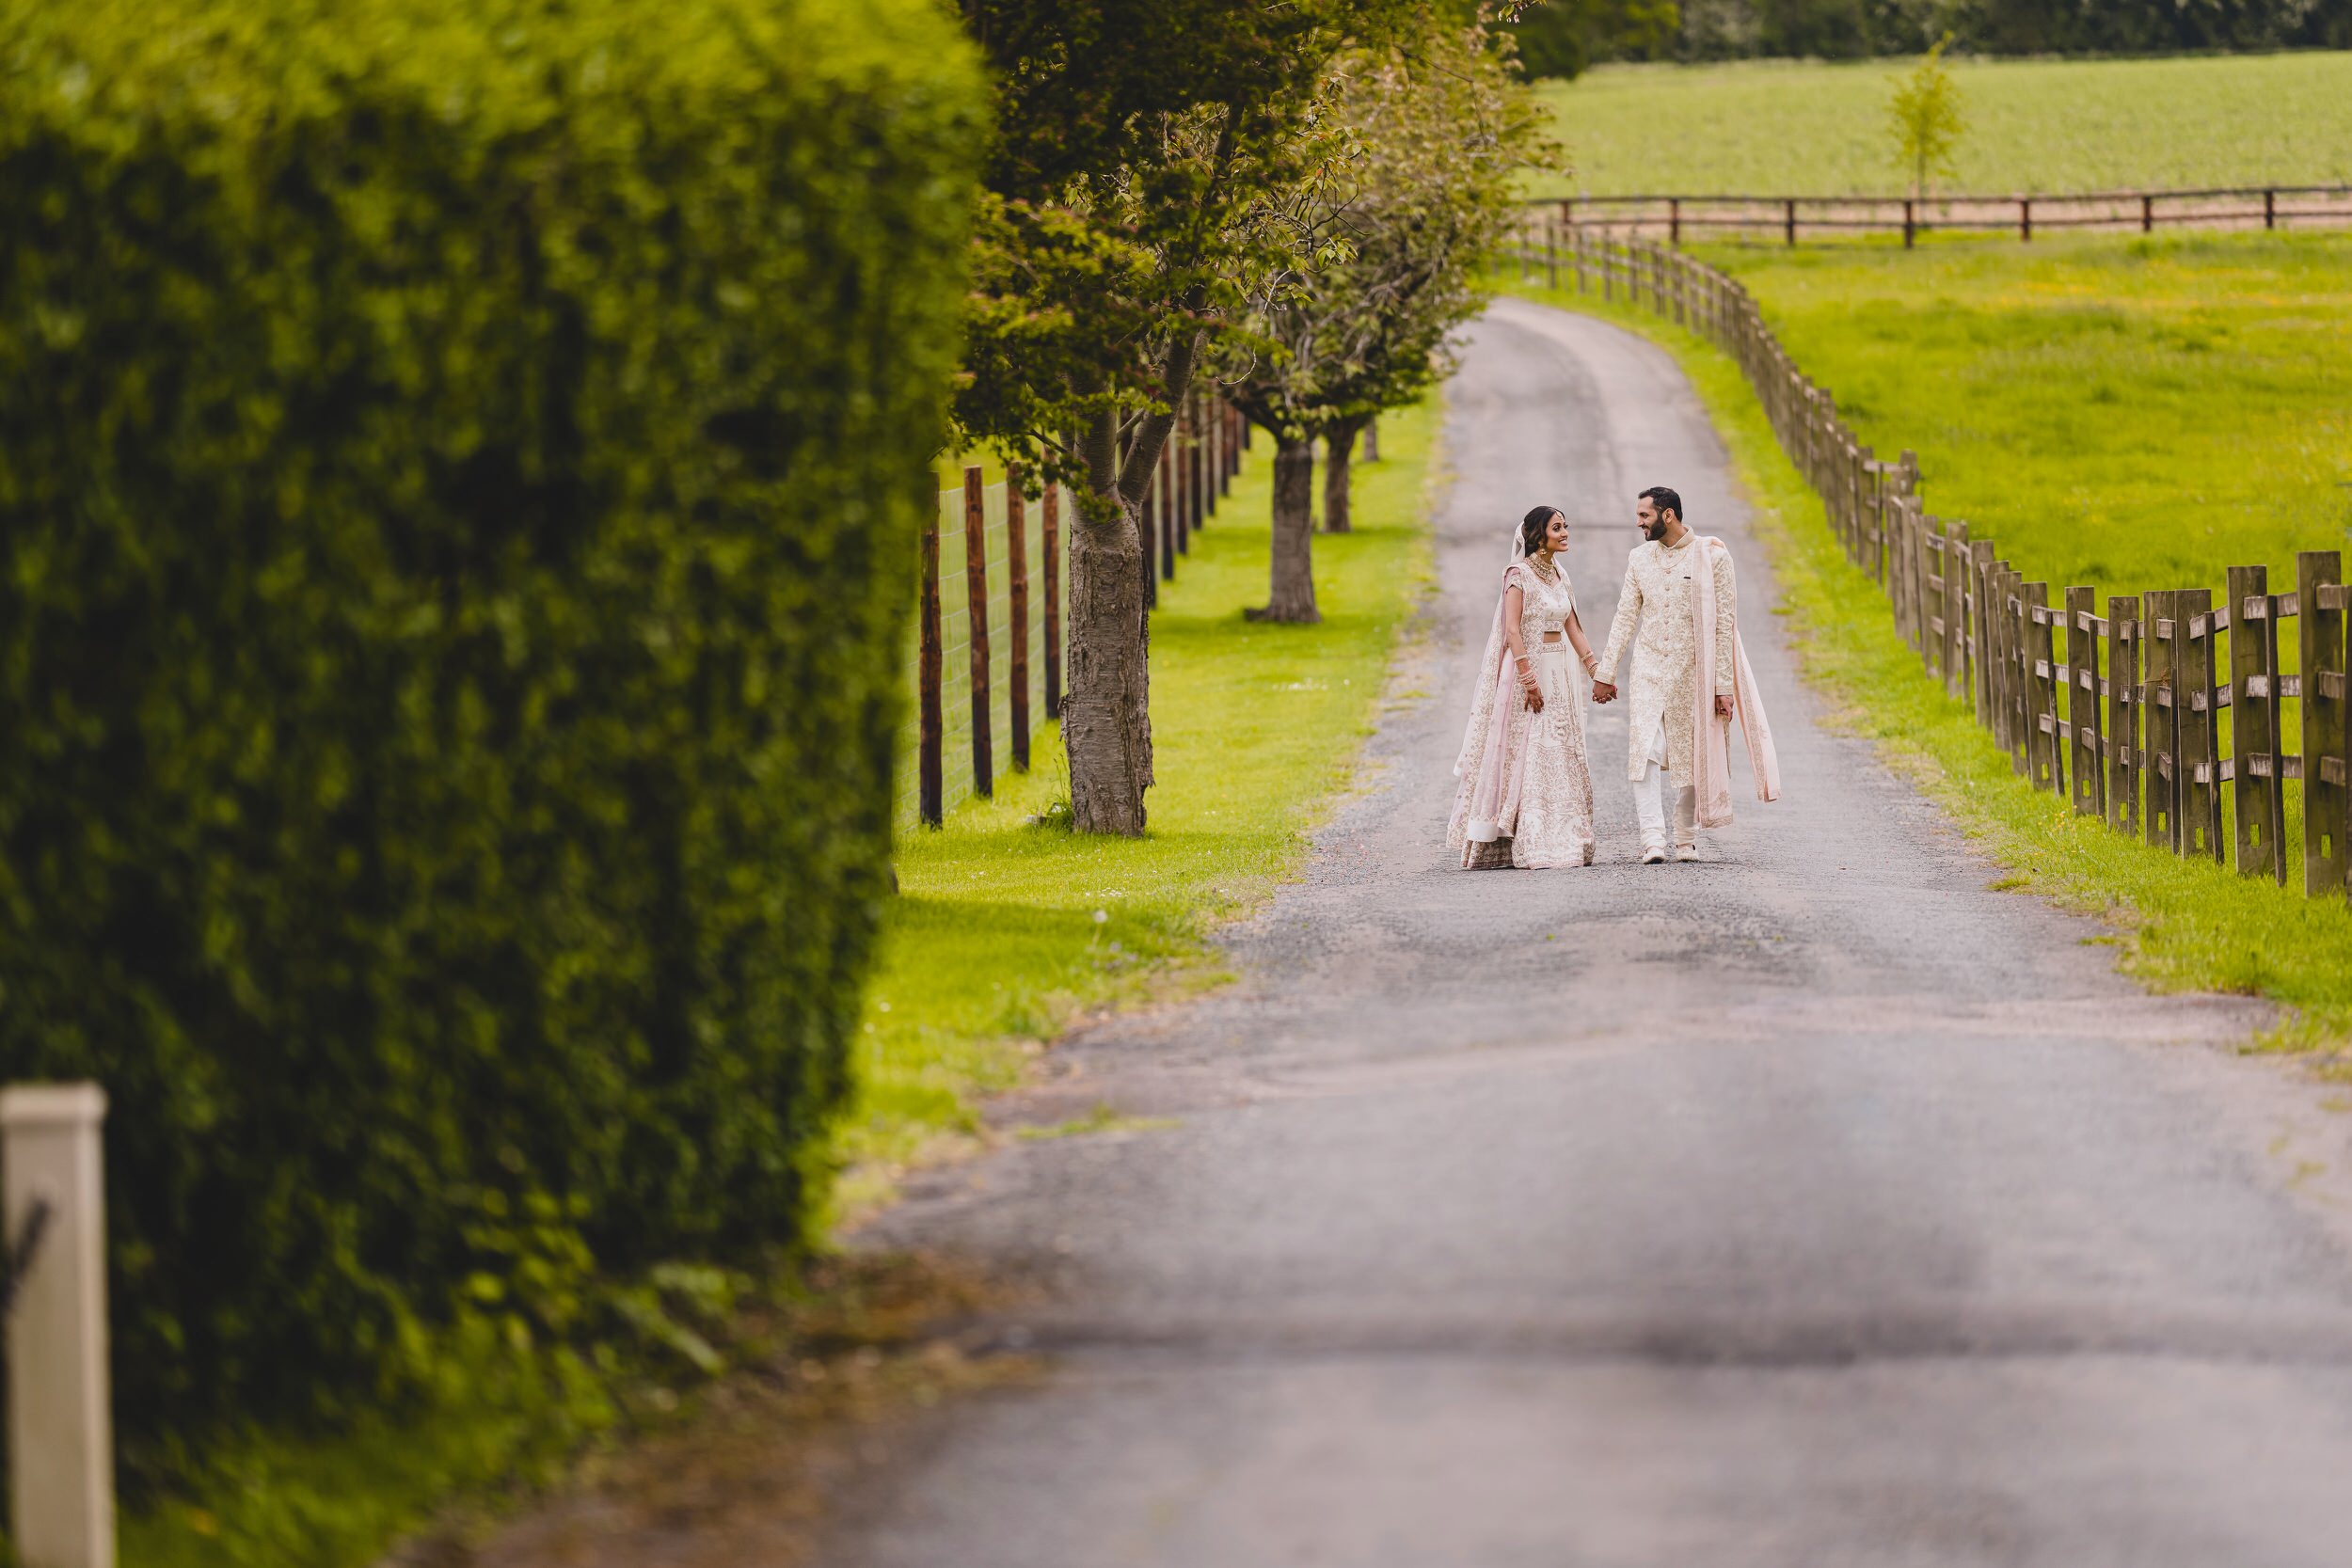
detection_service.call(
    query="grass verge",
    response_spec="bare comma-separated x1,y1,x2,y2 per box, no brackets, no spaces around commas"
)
1495,271,2352,1061
835,397,1440,1212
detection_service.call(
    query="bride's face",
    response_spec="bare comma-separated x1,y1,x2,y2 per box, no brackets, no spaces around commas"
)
1544,512,1569,555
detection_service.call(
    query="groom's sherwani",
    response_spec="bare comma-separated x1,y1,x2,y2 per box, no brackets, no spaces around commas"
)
1596,532,1736,781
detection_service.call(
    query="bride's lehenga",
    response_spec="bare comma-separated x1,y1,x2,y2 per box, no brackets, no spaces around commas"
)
1447,558,1597,869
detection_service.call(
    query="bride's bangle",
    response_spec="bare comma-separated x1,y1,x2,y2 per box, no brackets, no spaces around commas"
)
1581,653,1599,673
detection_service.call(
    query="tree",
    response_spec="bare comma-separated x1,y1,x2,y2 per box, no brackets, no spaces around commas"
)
1886,33,1966,200
1223,19,1551,620
1505,0,1680,79
952,0,1412,835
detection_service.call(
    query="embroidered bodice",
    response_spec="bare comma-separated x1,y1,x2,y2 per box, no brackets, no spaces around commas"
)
1506,558,1576,646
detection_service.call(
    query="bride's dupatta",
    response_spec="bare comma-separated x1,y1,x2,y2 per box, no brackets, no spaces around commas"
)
1448,566,1524,848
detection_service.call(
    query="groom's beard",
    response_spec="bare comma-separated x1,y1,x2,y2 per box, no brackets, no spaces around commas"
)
1644,520,1667,542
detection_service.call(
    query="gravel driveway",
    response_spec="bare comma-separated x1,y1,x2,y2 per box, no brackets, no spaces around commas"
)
815,301,2352,1567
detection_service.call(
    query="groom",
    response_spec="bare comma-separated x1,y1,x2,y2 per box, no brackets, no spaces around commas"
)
1591,485,1773,863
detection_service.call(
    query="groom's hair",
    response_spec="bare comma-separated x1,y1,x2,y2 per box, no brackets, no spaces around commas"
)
1638,485,1682,523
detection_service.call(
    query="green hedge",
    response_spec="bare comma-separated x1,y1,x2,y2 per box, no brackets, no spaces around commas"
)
0,0,980,1463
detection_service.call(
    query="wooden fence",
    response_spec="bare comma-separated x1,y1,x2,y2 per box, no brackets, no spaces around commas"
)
902,390,1249,829
1511,224,2352,902
1527,185,2352,247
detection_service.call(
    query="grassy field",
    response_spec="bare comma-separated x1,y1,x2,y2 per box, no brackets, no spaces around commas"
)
1530,51,2352,197
835,401,1438,1212
1696,231,2352,597
1495,265,2352,1053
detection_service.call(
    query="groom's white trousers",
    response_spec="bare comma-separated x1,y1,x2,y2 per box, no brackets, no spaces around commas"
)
1634,719,1696,851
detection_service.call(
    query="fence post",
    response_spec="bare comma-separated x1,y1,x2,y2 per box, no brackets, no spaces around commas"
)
1946,521,1972,700
2176,588,2221,861
1784,197,1796,246
3,1083,114,1568
2107,595,2139,837
1971,539,1998,727
2001,566,2028,767
1903,198,1915,248
962,466,993,797
2066,585,2104,817
918,476,945,825
2228,564,2283,882
2299,551,2346,895
2024,583,2061,792
1007,467,1030,772
1546,214,1560,290
2020,197,2032,243
1669,196,1681,248
1041,484,1062,721
2144,590,2179,851
2265,188,2277,230
2141,193,2154,234
1921,515,1947,680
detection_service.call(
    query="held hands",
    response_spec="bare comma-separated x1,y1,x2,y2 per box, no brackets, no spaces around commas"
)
1715,694,1735,719
1591,680,1617,705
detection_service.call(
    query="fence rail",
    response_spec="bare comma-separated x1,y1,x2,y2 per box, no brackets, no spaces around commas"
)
903,391,1249,829
1510,224,2352,904
1526,185,2352,247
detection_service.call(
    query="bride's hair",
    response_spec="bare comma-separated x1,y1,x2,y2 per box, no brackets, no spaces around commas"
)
1519,506,1562,560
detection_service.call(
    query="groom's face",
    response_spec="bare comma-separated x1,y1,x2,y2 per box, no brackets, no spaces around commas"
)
1637,497,1673,542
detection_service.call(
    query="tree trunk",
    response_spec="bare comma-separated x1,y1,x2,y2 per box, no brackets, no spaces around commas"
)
1058,337,1205,835
1063,486,1152,834
1248,433,1320,624
1361,416,1378,463
1322,414,1372,535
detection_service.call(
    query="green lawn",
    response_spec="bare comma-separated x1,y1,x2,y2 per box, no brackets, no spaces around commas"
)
1497,265,2352,1056
834,403,1438,1213
1693,231,2352,598
1531,52,2352,198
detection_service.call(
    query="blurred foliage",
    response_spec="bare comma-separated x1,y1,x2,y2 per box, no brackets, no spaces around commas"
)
1510,0,2352,73
0,0,981,1491
951,0,1422,499
1506,0,1682,79
1224,17,1552,443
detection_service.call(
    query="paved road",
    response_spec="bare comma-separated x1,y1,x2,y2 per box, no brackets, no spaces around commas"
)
823,302,2352,1567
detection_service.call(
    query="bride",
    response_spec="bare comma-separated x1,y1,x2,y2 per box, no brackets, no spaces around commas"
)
1447,506,1600,869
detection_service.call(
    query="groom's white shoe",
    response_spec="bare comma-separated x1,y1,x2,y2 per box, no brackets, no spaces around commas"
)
1640,844,1667,865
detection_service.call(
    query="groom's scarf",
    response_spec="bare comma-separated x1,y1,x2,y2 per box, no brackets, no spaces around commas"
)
1690,536,1780,828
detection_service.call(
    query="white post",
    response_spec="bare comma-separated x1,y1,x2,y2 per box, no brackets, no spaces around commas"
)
3,1083,113,1568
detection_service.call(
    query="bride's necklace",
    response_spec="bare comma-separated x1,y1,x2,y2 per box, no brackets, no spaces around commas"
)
1529,552,1561,583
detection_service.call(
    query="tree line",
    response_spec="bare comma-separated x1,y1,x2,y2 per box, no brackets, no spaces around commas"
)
950,1,1549,835
1510,0,2352,77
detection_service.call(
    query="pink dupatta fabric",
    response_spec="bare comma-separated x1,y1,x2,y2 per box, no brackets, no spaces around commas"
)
1450,563,1531,846
1690,535,1780,829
